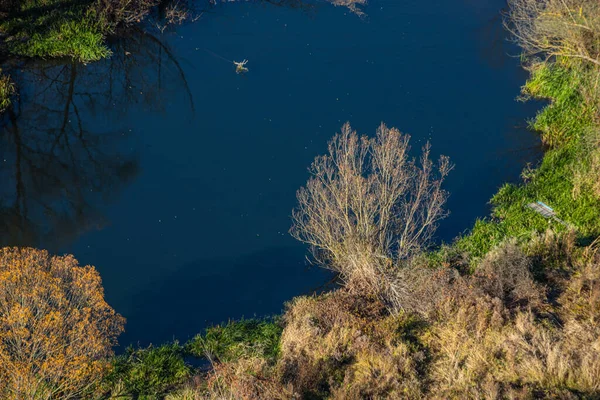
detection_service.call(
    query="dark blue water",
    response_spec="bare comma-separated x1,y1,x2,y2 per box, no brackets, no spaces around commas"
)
0,0,541,347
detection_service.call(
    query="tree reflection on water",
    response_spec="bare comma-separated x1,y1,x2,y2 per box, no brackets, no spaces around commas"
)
0,30,195,249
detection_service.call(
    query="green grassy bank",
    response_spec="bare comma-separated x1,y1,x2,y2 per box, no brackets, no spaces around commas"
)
0,0,108,109
454,60,600,260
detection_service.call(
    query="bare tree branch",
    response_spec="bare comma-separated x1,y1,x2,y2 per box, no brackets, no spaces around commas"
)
505,0,600,69
291,123,452,305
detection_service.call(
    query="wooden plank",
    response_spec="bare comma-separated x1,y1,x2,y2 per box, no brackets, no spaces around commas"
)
527,202,555,218
526,201,571,228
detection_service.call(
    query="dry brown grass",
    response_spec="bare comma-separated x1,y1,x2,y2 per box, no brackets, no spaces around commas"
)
203,357,293,400
174,357,291,400
425,238,600,398
275,235,600,399
278,290,424,399
183,233,600,399
506,0,600,68
473,242,545,309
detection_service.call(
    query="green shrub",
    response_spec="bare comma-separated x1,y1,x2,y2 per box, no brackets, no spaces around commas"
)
102,343,191,400
186,318,283,363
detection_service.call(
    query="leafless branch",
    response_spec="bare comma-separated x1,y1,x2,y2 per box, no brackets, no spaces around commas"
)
505,0,600,68
291,123,452,302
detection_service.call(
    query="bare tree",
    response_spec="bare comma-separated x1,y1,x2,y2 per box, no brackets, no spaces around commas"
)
505,0,600,68
291,123,451,297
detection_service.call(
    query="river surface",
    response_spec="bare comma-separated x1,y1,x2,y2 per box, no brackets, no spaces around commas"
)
0,0,542,346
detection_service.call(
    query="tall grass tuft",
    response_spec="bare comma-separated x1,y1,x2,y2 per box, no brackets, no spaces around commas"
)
0,72,15,111
101,343,191,399
186,318,283,364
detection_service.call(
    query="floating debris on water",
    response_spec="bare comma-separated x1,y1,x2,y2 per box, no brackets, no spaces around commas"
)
234,60,249,74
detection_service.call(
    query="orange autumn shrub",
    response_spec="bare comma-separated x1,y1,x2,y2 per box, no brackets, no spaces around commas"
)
0,247,125,399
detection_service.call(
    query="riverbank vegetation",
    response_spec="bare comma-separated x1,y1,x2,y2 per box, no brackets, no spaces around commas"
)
0,0,157,109
100,0,598,397
453,0,600,259
1,0,600,398
0,0,159,62
0,70,14,111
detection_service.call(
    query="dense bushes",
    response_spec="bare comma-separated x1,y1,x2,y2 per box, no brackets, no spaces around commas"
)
278,291,425,399
0,248,124,399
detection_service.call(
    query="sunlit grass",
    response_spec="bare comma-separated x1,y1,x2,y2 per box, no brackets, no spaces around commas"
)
186,318,283,363
0,72,15,111
102,343,191,399
454,60,600,259
1,3,111,62
523,62,598,146
11,19,111,62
